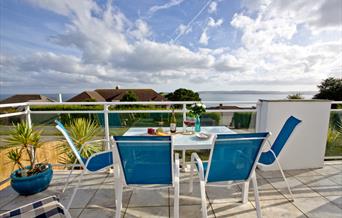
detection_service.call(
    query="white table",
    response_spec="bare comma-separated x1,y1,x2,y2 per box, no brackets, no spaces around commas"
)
123,126,249,203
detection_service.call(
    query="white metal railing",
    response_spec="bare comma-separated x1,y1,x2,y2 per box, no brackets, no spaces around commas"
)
0,100,341,186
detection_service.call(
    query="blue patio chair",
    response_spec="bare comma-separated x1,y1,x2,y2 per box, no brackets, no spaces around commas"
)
189,132,269,218
258,116,302,201
113,136,180,218
55,120,114,210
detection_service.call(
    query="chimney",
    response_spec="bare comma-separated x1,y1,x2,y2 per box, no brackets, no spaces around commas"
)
115,85,120,90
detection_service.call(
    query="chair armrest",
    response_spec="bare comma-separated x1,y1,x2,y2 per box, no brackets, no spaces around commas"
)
191,152,205,181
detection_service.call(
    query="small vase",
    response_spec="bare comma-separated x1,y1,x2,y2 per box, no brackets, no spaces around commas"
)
195,115,201,132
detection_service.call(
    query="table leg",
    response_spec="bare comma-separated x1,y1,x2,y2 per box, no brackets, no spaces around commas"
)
181,150,186,172
241,181,249,203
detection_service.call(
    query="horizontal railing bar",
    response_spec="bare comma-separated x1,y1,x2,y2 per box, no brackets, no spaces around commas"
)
25,101,258,106
331,101,342,104
0,111,26,118
330,109,342,112
324,156,342,160
0,102,27,108
30,110,104,114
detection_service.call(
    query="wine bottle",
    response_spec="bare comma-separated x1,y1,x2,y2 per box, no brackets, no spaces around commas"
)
170,109,177,133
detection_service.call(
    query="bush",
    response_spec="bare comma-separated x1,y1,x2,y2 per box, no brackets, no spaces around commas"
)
231,112,252,129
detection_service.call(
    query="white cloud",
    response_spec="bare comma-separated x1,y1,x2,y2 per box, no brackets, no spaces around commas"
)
177,24,192,35
208,1,217,14
2,0,340,92
149,0,184,14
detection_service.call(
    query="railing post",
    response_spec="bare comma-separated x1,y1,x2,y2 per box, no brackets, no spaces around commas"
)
182,103,187,131
25,105,32,128
104,104,110,151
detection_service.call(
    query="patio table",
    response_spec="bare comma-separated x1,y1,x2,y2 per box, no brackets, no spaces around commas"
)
123,126,250,203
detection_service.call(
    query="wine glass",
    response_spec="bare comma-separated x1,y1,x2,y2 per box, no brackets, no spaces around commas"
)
183,116,195,134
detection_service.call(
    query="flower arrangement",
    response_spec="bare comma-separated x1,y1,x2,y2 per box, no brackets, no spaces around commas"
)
189,102,206,117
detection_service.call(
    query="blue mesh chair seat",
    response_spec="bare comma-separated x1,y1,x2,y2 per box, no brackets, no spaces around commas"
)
113,136,180,218
190,132,269,218
84,151,113,172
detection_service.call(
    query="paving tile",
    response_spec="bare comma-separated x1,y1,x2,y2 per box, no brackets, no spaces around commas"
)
87,185,132,209
246,178,285,201
256,169,292,179
0,187,19,209
266,176,321,199
211,202,257,218
171,204,214,218
326,174,342,185
325,196,342,209
59,186,98,209
250,199,305,218
0,191,53,210
170,180,205,206
128,187,169,207
314,166,341,176
293,196,342,218
125,206,169,218
79,208,119,218
286,169,322,177
206,183,242,203
295,175,342,197
68,208,83,217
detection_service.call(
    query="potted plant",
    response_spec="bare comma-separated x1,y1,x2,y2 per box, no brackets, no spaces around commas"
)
5,121,52,195
189,103,206,132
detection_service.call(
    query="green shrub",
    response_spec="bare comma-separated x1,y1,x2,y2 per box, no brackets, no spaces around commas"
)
231,112,252,129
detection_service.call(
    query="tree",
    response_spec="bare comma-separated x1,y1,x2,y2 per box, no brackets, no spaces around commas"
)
165,88,201,101
121,91,138,102
313,77,342,101
287,93,304,100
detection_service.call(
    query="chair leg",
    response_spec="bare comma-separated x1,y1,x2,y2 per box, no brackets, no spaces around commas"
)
241,181,249,204
115,177,123,218
189,163,194,193
62,162,76,193
199,180,208,218
174,178,179,218
66,170,84,210
252,173,262,218
274,156,294,202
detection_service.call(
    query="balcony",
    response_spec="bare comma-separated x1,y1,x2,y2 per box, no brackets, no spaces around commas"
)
0,161,341,217
0,100,341,217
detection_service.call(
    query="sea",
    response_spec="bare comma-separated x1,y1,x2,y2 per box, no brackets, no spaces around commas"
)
0,91,316,103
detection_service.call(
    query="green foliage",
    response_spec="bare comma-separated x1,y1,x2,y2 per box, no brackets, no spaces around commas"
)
287,93,304,99
313,77,342,101
165,88,201,101
57,118,102,165
189,103,206,117
201,113,220,125
325,123,342,156
231,112,252,129
121,91,138,102
4,121,44,176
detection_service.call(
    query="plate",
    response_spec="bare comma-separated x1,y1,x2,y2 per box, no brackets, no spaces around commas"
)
195,132,210,139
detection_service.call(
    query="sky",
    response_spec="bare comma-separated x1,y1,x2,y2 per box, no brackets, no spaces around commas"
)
0,0,341,94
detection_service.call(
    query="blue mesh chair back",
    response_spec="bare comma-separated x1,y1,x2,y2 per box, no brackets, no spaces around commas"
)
259,116,301,165
55,120,85,166
206,133,268,183
114,136,172,185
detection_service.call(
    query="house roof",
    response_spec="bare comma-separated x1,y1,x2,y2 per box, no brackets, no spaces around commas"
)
0,94,54,104
67,91,105,102
67,89,166,102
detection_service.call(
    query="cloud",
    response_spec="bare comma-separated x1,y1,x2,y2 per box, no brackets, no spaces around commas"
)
2,0,341,92
208,1,217,14
199,17,224,45
177,24,192,35
149,0,184,15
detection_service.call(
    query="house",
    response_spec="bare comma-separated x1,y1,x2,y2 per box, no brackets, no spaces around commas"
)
0,94,54,104
67,88,166,102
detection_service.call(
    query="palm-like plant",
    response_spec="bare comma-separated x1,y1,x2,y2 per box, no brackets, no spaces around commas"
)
58,118,102,165
5,121,44,176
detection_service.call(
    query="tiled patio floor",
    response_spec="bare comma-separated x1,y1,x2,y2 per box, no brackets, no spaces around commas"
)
1,161,341,217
